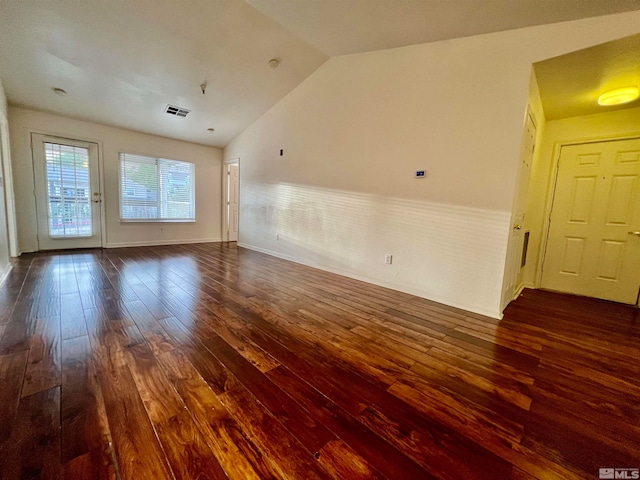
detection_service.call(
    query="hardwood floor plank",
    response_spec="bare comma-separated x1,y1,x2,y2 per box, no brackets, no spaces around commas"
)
156,410,229,480
123,300,177,355
122,338,185,425
201,334,337,455
157,348,282,480
388,381,582,479
63,450,117,480
266,365,435,480
0,301,38,354
220,385,332,479
95,353,173,479
196,308,280,373
61,335,116,476
0,387,62,480
315,439,386,480
1,245,637,480
22,315,61,397
0,350,29,444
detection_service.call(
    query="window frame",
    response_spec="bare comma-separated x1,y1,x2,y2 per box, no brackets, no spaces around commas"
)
118,152,196,223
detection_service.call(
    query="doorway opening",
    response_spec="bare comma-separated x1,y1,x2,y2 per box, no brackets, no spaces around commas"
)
512,33,640,309
223,159,239,242
501,107,537,310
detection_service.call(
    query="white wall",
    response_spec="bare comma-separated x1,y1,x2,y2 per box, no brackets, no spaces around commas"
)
9,107,222,252
224,11,640,319
524,106,640,287
0,79,12,284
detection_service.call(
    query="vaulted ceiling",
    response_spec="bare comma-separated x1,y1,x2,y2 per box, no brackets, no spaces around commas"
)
1,0,640,148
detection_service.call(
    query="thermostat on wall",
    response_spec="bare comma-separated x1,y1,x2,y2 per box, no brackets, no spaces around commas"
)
415,170,426,179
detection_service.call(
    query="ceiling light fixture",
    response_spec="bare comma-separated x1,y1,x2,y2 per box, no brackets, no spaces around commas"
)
52,87,67,96
268,58,280,69
597,86,639,106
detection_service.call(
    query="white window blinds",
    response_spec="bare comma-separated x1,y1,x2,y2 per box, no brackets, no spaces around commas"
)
119,153,195,221
45,142,93,237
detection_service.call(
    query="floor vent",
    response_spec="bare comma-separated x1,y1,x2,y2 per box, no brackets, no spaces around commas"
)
165,104,190,117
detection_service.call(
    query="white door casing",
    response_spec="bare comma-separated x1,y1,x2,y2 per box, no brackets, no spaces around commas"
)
32,134,102,250
502,110,537,309
515,113,537,291
0,127,10,268
1,122,18,258
541,138,640,304
228,163,239,242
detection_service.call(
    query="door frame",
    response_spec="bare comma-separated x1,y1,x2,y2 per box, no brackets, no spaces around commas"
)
0,121,18,257
221,157,239,242
536,133,640,305
500,106,538,311
30,131,107,250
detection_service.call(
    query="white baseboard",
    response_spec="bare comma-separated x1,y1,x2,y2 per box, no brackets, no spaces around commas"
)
513,282,538,299
0,263,12,287
237,242,503,319
106,238,222,248
19,239,223,252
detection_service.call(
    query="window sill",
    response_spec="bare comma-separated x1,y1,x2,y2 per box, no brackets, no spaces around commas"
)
119,219,196,224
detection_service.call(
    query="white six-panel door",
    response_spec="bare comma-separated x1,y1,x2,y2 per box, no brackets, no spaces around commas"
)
541,138,640,304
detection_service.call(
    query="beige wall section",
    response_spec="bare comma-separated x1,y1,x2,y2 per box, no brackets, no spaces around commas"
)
9,107,223,252
524,106,640,288
224,11,640,319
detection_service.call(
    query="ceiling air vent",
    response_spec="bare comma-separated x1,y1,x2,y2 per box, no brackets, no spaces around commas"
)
165,104,190,117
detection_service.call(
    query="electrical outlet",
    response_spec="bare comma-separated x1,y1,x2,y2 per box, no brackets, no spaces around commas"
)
385,254,393,264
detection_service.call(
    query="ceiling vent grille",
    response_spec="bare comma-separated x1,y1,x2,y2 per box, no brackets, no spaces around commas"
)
165,104,190,117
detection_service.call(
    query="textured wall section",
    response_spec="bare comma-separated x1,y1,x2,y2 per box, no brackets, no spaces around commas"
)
225,11,640,318
241,181,510,317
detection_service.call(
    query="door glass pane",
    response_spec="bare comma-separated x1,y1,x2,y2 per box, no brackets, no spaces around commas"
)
45,142,92,238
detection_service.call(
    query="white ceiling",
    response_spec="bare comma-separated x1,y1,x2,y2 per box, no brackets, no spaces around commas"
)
0,1,328,148
248,0,640,56
534,33,640,120
1,1,640,148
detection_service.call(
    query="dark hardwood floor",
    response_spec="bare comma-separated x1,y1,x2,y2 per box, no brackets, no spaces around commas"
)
0,243,638,479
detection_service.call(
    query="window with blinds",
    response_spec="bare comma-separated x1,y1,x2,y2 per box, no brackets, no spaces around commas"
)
119,153,195,221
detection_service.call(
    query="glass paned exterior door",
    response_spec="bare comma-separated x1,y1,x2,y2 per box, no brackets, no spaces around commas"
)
32,134,102,250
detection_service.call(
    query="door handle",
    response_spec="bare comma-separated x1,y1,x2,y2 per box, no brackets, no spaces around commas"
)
513,224,522,230
628,231,640,236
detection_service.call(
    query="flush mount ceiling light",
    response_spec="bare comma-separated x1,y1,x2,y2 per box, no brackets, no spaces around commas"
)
52,87,67,96
597,86,640,106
